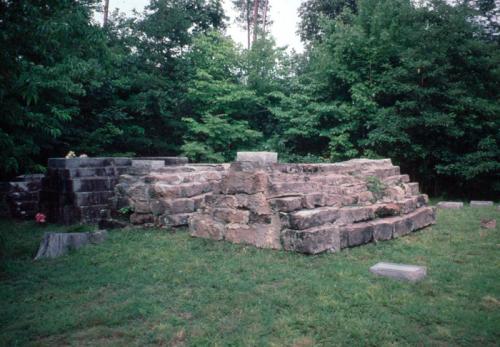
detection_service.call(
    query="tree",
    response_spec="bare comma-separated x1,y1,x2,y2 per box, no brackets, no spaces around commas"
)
293,0,500,197
298,0,357,44
181,32,262,162
0,0,107,178
232,0,272,48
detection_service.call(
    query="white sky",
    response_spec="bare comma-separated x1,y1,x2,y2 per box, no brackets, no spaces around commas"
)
101,0,304,51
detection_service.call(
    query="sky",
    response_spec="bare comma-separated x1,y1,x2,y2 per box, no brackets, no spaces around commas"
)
99,0,304,51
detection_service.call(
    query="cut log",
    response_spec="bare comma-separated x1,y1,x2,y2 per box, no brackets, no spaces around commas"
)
34,230,107,260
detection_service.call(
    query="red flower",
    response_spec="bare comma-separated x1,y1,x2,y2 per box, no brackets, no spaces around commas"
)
35,213,46,224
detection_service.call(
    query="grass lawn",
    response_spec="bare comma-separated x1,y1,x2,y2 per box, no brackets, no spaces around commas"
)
0,206,499,346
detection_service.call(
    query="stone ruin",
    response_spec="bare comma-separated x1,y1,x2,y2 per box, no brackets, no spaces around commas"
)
114,152,435,254
1,152,436,254
113,161,228,227
188,154,436,254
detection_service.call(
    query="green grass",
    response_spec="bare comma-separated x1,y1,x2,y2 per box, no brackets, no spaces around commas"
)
1,207,499,346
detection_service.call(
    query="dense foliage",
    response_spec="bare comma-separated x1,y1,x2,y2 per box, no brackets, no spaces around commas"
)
0,0,498,198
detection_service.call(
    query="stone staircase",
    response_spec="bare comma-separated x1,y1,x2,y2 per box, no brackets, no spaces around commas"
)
189,158,436,254
114,164,228,227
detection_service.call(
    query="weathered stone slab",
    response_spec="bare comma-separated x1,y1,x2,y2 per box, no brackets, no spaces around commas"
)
371,219,395,241
289,207,340,230
269,196,303,212
221,171,268,195
132,160,164,169
470,200,494,207
189,214,225,240
345,223,373,247
136,156,188,165
437,201,463,209
282,225,340,254
34,230,107,260
236,151,278,164
370,262,427,282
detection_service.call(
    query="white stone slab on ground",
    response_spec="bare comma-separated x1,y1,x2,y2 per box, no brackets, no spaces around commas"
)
470,200,494,207
370,262,427,282
437,201,463,209
236,151,278,164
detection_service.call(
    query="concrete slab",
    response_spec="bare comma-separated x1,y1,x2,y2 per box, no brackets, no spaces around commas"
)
236,151,278,164
470,200,494,207
370,262,427,282
436,201,463,209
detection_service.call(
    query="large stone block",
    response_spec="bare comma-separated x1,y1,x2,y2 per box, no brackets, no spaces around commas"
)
236,151,278,164
221,171,268,195
225,222,281,249
371,219,395,241
437,201,463,209
338,206,374,224
213,208,250,224
289,207,340,230
163,213,191,227
370,262,427,282
269,196,303,212
345,223,373,247
282,224,340,254
132,160,165,170
189,214,225,240
470,200,494,208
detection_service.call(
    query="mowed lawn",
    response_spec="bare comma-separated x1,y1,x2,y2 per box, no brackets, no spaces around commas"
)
1,206,499,346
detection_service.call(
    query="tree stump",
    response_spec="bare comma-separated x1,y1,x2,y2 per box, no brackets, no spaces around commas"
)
34,230,107,260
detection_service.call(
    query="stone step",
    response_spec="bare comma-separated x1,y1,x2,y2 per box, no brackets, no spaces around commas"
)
42,176,118,193
287,207,340,230
74,191,114,206
363,166,401,178
341,206,436,248
382,174,410,185
149,194,207,215
269,173,362,186
144,171,223,185
337,206,375,224
152,182,213,199
162,213,192,227
49,166,130,179
48,157,132,169
78,204,109,223
282,224,340,254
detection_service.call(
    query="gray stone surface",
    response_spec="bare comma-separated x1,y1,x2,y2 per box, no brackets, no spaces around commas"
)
236,151,278,164
131,160,165,169
370,262,427,282
470,200,494,207
34,230,108,260
436,201,463,209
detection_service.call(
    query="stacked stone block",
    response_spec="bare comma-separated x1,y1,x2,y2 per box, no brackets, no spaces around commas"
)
189,158,436,254
5,174,44,219
41,157,133,224
114,164,228,227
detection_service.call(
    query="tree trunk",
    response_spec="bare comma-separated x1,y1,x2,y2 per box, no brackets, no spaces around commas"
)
103,0,110,27
34,231,107,260
252,0,260,44
247,0,251,49
262,0,269,35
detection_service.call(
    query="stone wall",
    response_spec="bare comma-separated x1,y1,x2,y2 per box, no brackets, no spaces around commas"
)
189,158,436,254
4,174,44,219
114,163,228,227
40,157,189,224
